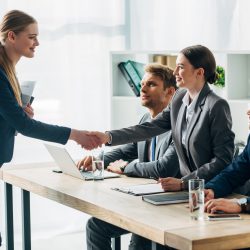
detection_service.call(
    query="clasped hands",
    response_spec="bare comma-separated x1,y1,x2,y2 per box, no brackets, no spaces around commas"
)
69,131,108,150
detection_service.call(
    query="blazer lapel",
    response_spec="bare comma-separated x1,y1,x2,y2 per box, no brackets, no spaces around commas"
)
185,84,212,150
174,103,187,162
138,140,148,162
185,106,202,147
155,134,165,159
138,113,151,162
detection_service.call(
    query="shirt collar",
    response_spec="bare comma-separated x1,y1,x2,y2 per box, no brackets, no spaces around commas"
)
182,90,201,113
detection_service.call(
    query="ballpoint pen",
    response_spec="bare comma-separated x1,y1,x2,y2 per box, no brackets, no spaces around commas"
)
149,176,159,182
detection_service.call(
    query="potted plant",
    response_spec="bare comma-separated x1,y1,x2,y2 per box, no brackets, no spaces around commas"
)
214,65,225,88
210,65,225,97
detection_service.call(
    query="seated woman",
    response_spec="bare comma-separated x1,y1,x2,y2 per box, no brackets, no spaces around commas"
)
87,45,235,250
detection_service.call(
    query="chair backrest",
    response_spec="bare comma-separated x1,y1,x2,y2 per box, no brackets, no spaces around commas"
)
233,140,245,159
233,140,248,195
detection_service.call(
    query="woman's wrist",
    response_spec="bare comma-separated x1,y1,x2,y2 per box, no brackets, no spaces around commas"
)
105,131,112,144
69,129,77,141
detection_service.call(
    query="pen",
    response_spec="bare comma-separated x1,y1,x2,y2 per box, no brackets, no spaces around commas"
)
149,176,159,182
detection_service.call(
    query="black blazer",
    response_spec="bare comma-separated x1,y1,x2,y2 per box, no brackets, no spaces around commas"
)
109,84,235,183
205,135,250,200
0,68,71,165
104,112,180,179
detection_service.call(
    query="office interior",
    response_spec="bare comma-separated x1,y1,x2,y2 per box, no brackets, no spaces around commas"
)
1,0,250,249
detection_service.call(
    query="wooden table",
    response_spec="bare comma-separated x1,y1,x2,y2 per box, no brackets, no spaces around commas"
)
1,163,250,250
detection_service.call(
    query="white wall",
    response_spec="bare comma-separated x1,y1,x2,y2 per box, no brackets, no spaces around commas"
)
130,0,250,51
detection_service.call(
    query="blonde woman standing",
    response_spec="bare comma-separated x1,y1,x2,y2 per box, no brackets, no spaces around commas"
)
0,9,101,246
0,10,100,167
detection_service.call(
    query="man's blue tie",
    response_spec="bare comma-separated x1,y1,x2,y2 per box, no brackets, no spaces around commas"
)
151,137,156,161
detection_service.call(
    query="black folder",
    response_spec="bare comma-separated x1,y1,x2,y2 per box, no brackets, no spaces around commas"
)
142,192,189,205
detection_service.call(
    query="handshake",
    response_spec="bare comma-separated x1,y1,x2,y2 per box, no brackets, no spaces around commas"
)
69,130,111,150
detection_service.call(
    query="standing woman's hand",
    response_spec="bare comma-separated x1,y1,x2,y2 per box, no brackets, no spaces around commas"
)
23,103,34,118
88,131,111,145
69,129,102,150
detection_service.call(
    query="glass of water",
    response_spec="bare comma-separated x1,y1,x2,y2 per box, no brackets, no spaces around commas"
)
91,148,104,180
188,179,205,220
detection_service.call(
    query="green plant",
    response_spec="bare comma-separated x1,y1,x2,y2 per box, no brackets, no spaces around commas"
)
214,65,225,88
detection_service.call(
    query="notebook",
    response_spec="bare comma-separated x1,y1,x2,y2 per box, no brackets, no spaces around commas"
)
142,192,189,205
44,144,120,180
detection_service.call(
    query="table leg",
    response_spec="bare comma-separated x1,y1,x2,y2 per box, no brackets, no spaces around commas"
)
5,183,14,250
152,241,166,250
111,237,121,250
21,189,31,250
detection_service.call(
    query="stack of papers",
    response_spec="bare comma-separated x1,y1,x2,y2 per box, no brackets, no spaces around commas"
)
21,81,36,107
111,183,164,196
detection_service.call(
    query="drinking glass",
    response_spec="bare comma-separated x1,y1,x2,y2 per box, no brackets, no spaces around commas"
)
189,179,205,220
91,148,104,180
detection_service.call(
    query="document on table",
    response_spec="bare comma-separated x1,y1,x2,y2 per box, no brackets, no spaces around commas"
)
111,183,165,196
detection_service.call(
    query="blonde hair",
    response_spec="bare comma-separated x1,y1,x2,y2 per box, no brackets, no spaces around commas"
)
0,10,36,105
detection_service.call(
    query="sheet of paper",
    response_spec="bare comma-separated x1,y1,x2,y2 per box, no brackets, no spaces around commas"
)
114,183,164,195
21,81,36,107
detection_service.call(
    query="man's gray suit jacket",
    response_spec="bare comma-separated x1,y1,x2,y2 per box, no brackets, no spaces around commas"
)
104,113,180,179
109,84,235,183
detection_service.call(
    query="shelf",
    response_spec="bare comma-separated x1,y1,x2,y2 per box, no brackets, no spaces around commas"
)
227,54,250,99
111,51,178,97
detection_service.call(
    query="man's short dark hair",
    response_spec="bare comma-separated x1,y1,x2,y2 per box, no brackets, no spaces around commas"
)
144,63,177,90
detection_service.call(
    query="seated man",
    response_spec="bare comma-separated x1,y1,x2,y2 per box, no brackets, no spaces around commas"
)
205,109,250,214
79,63,180,250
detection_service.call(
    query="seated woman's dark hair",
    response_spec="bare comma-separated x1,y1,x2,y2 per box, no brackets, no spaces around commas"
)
180,45,218,84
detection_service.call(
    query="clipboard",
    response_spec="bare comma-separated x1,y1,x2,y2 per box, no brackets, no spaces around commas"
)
111,183,165,196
